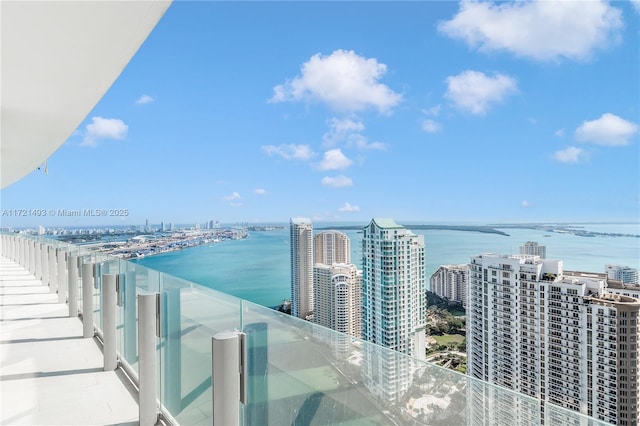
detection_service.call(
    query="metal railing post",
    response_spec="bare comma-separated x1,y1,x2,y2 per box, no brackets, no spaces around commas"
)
68,255,79,317
25,239,31,273
18,238,24,266
212,331,245,426
139,293,159,426
57,249,67,304
48,245,57,293
34,243,42,280
21,238,26,267
81,262,94,338
41,244,49,285
103,274,117,371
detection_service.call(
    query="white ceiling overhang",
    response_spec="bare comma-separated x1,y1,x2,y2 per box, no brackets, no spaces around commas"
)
1,1,172,189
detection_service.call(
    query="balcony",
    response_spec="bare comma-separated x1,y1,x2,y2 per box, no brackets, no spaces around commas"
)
1,234,611,426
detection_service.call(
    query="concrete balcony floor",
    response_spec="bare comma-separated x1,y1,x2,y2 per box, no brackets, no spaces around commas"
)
0,257,139,425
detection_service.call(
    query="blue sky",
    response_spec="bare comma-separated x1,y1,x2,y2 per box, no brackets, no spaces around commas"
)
2,1,639,227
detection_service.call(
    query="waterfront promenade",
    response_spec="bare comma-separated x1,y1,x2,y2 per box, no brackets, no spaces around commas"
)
0,256,139,425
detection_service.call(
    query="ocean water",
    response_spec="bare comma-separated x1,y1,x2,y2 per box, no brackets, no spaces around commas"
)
132,223,640,308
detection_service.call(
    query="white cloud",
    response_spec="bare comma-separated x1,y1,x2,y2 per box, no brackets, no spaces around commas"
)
321,175,353,188
553,146,584,163
322,118,365,147
270,49,402,113
423,105,441,116
338,202,360,212
438,0,623,62
575,113,638,146
521,200,531,208
445,70,517,115
347,133,387,150
633,0,640,13
223,192,241,201
254,188,268,195
555,129,565,137
81,117,128,147
322,118,386,150
422,119,442,133
317,149,353,170
262,144,315,160
135,94,154,105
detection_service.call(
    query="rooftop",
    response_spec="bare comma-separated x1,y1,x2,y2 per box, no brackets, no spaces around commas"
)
0,257,138,425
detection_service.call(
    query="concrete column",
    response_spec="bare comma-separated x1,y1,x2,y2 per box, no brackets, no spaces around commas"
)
139,293,158,426
68,255,79,317
82,262,94,338
212,332,241,426
57,249,67,304
103,274,117,371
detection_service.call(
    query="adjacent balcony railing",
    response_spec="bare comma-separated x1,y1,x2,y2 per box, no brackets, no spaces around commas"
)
1,233,609,426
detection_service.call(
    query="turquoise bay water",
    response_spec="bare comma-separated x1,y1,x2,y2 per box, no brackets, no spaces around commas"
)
133,223,640,308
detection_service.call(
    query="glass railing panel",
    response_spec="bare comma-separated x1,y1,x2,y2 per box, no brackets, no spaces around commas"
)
240,301,599,426
544,401,611,426
120,260,161,377
240,301,393,425
159,273,242,425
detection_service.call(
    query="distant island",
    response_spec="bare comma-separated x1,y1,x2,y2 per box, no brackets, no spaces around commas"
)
317,223,639,239
316,224,510,236
489,223,639,238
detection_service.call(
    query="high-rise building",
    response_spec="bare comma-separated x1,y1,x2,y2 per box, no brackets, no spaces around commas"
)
606,264,639,285
362,218,426,355
37,225,45,235
160,221,165,232
430,264,468,307
520,241,546,259
313,263,361,338
467,254,640,425
312,230,360,338
361,218,426,401
290,217,313,320
169,222,174,231
314,231,350,265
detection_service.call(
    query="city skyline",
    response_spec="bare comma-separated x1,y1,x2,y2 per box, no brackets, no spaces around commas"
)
1,1,639,226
